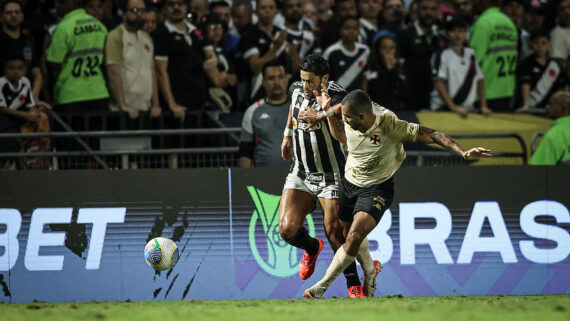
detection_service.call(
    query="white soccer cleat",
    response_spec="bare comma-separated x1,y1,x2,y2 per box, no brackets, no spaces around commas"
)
303,284,327,299
362,260,382,297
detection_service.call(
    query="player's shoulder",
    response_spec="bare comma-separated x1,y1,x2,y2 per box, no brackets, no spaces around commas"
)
244,99,265,116
289,81,303,94
355,42,370,53
374,102,397,119
0,77,8,88
327,81,347,96
20,77,32,88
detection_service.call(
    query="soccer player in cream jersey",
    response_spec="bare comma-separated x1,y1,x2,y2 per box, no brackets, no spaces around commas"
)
300,88,491,298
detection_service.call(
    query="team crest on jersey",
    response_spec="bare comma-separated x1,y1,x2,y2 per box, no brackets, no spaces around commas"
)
370,134,381,145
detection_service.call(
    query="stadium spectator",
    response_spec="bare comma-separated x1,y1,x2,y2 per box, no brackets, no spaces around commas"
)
84,0,104,21
452,0,474,28
201,13,237,111
239,0,295,104
46,0,109,113
143,8,159,33
319,0,358,51
364,30,412,110
323,16,370,92
283,0,319,59
529,91,570,165
190,0,209,24
238,60,290,168
313,0,334,37
469,0,518,112
550,0,570,80
106,0,161,120
431,18,491,117
397,0,445,110
231,0,253,36
523,3,545,34
210,1,239,57
302,1,318,30
380,0,406,33
0,56,45,169
407,0,419,24
357,0,383,47
516,32,567,112
502,0,531,61
153,0,218,119
0,0,49,110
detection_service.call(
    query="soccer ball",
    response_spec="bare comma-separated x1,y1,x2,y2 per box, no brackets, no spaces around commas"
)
144,237,179,271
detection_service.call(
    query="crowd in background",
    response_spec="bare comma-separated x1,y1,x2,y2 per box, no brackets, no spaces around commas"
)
0,0,569,169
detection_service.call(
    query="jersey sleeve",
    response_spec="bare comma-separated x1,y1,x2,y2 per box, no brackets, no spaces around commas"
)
239,32,260,61
328,82,347,106
105,28,124,65
550,27,569,60
240,103,256,142
516,57,533,85
152,25,169,61
24,78,35,108
0,81,6,107
431,49,447,81
46,25,70,64
380,112,419,143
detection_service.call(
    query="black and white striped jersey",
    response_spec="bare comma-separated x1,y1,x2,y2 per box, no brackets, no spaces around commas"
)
323,41,370,92
288,81,347,185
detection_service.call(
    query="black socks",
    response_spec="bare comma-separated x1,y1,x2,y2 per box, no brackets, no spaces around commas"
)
284,227,319,255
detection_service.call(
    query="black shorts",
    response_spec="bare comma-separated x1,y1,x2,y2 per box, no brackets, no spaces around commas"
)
338,177,394,224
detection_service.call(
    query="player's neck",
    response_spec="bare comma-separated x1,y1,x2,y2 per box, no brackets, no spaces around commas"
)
342,40,355,52
450,44,463,55
535,54,547,65
258,21,273,36
266,95,287,105
8,78,21,89
360,114,376,133
285,20,299,31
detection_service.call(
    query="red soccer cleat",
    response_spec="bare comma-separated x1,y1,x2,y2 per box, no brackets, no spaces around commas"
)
299,238,324,280
347,285,365,298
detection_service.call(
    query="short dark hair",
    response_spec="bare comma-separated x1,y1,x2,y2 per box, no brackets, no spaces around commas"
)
262,59,286,77
210,0,229,11
445,17,468,31
530,30,550,42
341,90,372,114
1,0,22,13
340,15,359,27
299,54,329,77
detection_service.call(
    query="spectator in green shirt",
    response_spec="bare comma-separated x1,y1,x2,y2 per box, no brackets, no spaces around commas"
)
470,0,518,112
530,91,570,165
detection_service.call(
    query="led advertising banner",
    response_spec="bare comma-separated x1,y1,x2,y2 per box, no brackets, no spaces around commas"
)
0,167,568,303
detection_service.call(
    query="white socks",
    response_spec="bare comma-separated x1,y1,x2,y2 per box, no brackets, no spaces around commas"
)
315,244,356,289
356,238,375,278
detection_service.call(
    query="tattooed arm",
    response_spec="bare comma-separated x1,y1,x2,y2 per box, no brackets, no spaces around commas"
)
416,126,492,160
326,104,347,146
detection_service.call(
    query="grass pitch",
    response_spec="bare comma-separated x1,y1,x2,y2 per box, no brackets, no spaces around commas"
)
1,295,569,321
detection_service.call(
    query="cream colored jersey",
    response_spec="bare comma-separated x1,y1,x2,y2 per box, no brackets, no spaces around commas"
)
344,103,419,187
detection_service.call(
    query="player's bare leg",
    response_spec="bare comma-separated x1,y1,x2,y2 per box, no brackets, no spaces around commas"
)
321,198,363,297
304,212,377,298
279,188,323,280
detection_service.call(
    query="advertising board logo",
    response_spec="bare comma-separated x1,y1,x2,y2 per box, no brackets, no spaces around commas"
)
247,186,315,277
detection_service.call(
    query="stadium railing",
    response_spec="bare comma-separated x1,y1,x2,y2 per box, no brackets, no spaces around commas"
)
0,130,528,169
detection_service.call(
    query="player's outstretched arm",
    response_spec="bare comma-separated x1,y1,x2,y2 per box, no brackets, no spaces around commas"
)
416,126,492,160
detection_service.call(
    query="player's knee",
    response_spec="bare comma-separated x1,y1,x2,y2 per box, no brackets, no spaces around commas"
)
278,222,297,240
345,230,364,250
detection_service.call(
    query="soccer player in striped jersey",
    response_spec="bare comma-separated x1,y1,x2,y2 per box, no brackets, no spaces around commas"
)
301,88,491,298
279,54,366,298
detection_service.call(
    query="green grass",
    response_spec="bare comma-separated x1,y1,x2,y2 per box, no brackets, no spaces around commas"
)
1,295,569,321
